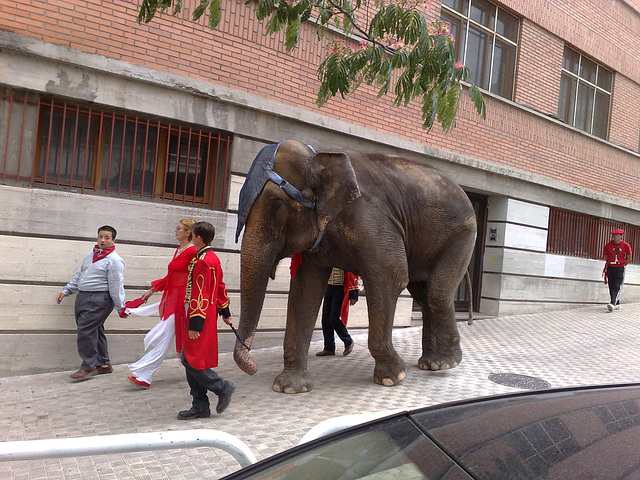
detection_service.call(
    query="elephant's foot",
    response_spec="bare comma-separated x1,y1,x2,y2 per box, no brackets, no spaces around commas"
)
418,348,462,371
273,368,314,394
373,356,407,387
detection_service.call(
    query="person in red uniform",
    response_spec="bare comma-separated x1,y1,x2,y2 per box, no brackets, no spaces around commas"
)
603,228,632,312
178,221,235,419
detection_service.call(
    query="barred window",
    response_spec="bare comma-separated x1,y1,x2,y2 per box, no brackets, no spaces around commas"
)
558,46,613,139
441,0,519,100
1,89,231,210
547,208,638,264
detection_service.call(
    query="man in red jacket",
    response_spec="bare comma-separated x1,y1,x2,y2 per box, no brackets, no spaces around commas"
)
178,221,235,419
603,228,633,312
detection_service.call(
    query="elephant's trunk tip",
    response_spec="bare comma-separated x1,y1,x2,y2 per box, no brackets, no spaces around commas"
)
234,339,258,375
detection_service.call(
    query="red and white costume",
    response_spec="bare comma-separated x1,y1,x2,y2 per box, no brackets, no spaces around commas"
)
128,245,197,384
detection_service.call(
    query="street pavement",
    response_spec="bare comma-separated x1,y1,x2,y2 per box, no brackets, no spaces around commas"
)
2,303,639,479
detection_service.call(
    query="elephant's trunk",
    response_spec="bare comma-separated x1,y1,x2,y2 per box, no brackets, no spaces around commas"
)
233,231,277,375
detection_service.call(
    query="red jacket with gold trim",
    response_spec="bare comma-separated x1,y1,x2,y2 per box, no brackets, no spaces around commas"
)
183,247,230,370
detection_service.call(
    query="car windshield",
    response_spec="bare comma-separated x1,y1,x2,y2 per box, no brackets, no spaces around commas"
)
225,416,471,480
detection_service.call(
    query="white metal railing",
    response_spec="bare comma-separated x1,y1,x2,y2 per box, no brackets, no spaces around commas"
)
0,430,257,468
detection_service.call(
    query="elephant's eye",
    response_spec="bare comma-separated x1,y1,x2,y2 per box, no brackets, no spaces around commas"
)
270,199,284,216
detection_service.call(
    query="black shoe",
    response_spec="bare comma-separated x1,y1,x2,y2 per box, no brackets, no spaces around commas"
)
177,407,211,420
216,382,236,414
92,364,113,375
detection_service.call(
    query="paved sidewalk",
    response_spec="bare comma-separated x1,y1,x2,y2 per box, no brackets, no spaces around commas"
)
2,303,639,479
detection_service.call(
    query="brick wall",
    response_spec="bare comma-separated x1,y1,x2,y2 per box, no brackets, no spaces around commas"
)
514,19,564,114
609,74,640,149
501,0,640,82
1,0,639,204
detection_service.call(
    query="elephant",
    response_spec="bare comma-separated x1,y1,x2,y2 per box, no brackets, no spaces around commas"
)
234,140,477,393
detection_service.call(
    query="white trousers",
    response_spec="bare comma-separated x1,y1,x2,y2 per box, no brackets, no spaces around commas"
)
128,303,177,384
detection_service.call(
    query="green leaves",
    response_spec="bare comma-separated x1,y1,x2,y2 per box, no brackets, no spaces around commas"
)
137,0,486,132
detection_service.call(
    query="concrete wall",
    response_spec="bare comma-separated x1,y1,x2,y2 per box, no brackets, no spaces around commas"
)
0,182,412,375
481,197,639,315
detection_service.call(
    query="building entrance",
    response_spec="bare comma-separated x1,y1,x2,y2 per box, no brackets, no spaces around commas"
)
455,193,487,312
411,192,486,317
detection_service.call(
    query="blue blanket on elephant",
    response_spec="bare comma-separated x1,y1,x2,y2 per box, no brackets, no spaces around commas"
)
236,142,316,242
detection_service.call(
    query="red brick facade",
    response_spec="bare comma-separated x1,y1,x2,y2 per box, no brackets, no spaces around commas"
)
610,74,640,149
514,19,564,113
1,0,639,203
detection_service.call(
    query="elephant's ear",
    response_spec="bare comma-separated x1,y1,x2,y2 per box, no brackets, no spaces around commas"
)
308,152,361,249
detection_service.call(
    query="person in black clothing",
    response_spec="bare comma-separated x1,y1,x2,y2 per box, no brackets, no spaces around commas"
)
316,268,359,356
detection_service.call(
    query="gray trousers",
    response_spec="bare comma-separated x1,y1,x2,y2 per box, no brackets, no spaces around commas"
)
75,291,113,370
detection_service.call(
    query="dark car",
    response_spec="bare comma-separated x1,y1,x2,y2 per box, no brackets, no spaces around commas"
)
221,383,640,480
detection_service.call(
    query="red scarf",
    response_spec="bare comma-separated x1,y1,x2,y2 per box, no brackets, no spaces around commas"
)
92,245,115,263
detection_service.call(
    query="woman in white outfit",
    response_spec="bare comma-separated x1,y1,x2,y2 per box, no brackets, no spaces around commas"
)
127,219,197,388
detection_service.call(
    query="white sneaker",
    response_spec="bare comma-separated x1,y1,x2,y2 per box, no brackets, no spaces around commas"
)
607,304,614,312
614,304,620,310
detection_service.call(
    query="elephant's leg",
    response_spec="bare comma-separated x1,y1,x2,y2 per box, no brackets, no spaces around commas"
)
363,269,408,387
411,265,464,371
272,262,331,394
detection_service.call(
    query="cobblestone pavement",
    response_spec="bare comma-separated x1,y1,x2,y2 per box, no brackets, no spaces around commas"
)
2,303,639,479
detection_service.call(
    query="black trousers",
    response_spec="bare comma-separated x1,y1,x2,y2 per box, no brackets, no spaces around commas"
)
321,285,353,352
75,291,113,370
606,265,625,305
181,352,232,412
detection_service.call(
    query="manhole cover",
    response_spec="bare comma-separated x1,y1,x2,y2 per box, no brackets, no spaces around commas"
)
488,373,550,390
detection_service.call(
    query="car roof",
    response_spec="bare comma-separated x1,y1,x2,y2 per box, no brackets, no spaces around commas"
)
411,383,640,480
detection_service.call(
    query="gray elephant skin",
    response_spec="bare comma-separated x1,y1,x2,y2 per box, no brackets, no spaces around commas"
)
234,140,477,394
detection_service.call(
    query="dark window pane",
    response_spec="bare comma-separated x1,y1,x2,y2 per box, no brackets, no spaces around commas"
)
563,47,580,75
593,90,610,139
442,0,469,15
39,109,94,184
575,81,594,132
597,68,613,91
441,10,466,61
558,73,577,124
470,0,495,28
165,134,208,198
466,25,491,89
101,118,157,195
491,39,516,99
496,8,519,42
580,56,597,83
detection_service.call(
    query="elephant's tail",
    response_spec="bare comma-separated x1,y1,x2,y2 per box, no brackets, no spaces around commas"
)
466,269,474,325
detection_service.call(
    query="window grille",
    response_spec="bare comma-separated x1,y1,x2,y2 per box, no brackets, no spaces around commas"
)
547,208,638,264
441,0,519,100
1,88,231,210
